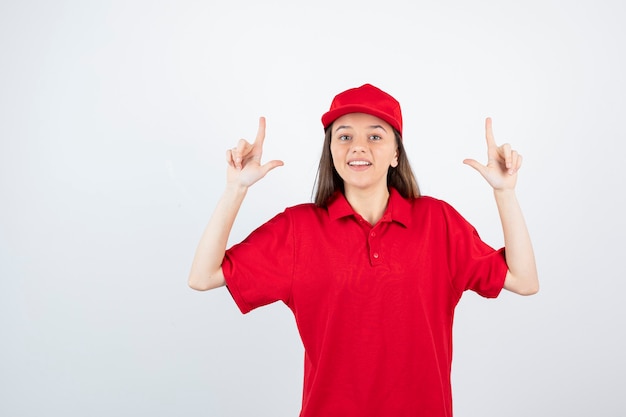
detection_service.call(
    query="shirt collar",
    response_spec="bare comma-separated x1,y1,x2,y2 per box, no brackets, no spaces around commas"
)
327,187,412,228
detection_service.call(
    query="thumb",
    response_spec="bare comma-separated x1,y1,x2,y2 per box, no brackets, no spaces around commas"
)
259,159,284,176
463,158,486,176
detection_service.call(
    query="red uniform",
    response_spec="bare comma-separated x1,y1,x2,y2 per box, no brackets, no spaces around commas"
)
223,188,507,417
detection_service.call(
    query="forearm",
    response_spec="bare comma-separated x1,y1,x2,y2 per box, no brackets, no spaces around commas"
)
188,184,248,291
494,189,539,295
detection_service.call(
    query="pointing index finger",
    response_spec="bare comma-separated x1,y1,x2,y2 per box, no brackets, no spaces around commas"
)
485,117,496,148
255,116,266,146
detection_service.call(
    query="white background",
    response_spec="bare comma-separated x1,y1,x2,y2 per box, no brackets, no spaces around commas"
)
1,0,625,416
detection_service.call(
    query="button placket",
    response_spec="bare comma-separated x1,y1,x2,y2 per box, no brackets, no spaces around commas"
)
369,227,382,265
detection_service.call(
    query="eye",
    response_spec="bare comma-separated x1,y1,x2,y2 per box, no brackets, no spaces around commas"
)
369,135,382,141
338,135,351,141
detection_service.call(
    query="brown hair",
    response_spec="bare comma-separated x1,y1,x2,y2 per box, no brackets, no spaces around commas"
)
313,127,420,207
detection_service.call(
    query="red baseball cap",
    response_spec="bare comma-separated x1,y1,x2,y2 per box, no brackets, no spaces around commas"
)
321,83,403,136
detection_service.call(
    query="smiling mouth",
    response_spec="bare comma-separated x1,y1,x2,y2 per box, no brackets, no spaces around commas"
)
348,161,372,166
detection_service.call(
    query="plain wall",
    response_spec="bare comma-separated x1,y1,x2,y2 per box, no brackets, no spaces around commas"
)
1,0,625,416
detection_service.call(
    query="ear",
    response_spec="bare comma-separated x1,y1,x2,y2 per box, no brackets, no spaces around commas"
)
391,148,399,168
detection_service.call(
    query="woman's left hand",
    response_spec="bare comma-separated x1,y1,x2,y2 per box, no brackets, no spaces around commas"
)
463,117,522,191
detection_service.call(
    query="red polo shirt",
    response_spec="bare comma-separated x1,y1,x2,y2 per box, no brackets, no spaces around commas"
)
222,188,507,417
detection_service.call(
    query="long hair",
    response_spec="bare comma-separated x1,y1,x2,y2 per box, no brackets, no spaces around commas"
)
313,127,420,207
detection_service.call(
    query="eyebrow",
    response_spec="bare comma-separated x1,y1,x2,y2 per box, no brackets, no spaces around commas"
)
334,124,388,133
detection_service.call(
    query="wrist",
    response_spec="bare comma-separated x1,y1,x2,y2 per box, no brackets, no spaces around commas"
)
493,188,516,197
225,181,249,197
493,188,519,209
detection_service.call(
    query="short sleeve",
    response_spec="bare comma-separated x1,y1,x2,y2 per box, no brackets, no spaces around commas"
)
222,210,295,314
441,202,508,298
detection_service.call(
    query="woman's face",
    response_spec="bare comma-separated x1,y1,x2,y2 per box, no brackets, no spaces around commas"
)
330,113,398,195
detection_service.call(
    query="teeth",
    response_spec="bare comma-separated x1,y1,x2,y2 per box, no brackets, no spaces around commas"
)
348,161,371,166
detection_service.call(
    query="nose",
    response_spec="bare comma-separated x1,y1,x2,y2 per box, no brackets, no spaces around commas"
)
350,135,368,153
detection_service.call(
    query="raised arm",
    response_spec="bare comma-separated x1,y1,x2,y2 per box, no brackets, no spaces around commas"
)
463,118,539,296
188,117,283,291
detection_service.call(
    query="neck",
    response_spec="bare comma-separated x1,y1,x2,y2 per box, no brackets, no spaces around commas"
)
344,187,390,225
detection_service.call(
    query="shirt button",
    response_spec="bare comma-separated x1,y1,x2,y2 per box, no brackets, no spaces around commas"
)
373,252,379,259
370,231,376,237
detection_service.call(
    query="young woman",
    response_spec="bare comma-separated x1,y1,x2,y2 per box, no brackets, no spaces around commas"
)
188,84,538,417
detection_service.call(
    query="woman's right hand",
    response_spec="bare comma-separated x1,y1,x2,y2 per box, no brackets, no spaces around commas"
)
225,117,284,188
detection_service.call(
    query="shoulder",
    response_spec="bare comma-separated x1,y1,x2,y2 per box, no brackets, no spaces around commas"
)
412,195,456,212
281,202,329,223
284,202,325,215
410,195,469,225
260,203,328,228
414,195,443,206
